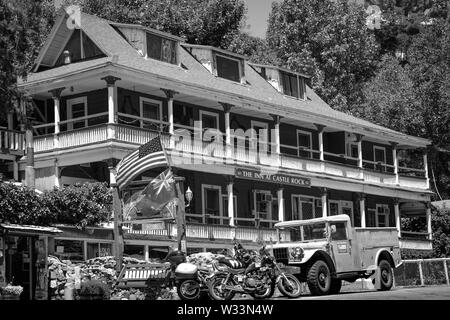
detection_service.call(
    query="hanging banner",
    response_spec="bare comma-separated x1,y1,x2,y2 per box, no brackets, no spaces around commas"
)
235,168,311,187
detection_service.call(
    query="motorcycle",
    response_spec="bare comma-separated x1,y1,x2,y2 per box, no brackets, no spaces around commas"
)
145,249,214,300
208,243,301,300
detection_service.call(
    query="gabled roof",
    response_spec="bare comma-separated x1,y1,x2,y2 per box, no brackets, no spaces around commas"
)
21,11,431,147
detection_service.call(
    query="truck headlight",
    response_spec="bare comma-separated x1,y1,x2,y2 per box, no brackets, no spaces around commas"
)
289,247,304,262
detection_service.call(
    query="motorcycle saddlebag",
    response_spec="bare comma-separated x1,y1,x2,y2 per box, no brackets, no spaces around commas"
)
175,263,198,279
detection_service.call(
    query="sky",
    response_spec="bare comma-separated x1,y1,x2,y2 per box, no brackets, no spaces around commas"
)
243,0,282,38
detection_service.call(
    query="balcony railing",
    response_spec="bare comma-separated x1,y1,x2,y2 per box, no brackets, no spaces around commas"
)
32,122,429,190
123,222,284,243
0,128,25,155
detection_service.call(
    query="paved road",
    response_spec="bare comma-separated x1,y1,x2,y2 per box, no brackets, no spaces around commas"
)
275,285,450,300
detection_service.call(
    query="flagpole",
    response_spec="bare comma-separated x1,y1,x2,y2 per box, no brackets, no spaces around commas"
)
109,160,124,273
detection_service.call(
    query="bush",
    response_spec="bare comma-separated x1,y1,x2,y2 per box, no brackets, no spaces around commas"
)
79,280,111,300
0,182,112,228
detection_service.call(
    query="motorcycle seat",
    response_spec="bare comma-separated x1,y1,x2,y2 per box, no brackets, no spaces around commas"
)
217,257,245,269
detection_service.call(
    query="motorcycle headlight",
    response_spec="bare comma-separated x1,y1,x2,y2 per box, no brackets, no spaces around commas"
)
289,247,304,262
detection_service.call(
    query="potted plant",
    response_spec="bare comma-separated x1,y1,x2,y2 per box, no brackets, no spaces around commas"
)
0,283,23,300
78,280,110,300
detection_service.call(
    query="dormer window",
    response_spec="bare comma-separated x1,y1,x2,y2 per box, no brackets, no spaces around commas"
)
216,54,241,82
280,71,306,100
250,63,308,100
146,32,177,64
183,44,246,84
112,23,182,66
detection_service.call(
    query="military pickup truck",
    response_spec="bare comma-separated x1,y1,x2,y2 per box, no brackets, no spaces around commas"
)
271,214,402,296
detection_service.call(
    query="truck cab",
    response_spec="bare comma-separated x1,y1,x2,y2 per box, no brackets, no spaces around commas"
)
272,214,402,296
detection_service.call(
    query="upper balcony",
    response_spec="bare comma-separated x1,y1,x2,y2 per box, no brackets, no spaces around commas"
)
32,118,429,191
0,128,25,159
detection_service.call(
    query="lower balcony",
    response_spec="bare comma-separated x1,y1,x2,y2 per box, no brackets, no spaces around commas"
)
123,222,281,244
32,123,429,191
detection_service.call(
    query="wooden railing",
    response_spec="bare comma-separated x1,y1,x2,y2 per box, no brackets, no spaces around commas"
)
31,123,429,190
123,221,284,243
0,128,25,155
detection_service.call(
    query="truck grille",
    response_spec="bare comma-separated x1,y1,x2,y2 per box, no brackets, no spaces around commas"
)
273,248,289,264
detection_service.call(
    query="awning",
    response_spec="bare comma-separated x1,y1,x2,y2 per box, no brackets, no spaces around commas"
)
0,224,62,235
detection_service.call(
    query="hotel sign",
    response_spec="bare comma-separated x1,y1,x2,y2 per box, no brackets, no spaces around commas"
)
235,168,311,187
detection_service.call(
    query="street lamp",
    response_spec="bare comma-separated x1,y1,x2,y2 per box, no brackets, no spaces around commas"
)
185,186,193,207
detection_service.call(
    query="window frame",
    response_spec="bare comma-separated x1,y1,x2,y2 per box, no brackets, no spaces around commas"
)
280,71,307,100
144,31,179,65
375,204,390,227
139,97,163,131
296,129,313,159
253,189,273,221
291,195,322,220
328,200,341,216
199,109,220,131
66,96,88,130
215,53,242,83
201,184,224,224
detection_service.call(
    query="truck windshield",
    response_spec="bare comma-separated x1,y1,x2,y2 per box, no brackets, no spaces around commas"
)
303,223,326,241
278,223,327,242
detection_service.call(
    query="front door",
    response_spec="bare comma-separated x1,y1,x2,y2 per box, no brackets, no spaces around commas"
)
329,221,354,273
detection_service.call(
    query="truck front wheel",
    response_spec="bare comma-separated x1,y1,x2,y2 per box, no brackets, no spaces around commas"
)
378,259,393,291
307,260,331,295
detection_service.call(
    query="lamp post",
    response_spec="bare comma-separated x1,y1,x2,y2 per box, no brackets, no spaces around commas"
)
185,186,193,207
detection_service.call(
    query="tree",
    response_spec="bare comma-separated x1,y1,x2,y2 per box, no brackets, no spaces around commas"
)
266,0,380,112
0,0,55,123
77,0,246,49
0,182,112,228
360,55,423,135
44,182,112,228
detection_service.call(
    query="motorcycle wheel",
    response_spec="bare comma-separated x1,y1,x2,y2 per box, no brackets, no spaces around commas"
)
208,275,236,301
277,274,302,298
251,280,275,300
177,279,202,300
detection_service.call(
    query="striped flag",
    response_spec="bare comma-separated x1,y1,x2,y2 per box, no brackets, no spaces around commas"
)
115,136,169,190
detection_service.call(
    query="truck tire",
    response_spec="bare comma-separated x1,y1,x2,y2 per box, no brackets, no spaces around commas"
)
378,259,393,291
330,279,342,294
307,260,331,296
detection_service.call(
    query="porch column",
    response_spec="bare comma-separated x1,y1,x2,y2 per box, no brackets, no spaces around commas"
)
49,87,65,148
393,198,401,237
162,89,178,148
423,149,430,189
13,159,19,181
391,142,399,184
321,187,328,218
102,76,121,139
426,202,432,240
355,134,364,179
277,187,284,222
54,160,60,188
220,103,233,158
360,193,366,228
315,124,326,161
227,177,235,227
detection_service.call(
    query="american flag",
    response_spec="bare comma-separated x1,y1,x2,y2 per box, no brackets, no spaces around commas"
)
115,136,169,190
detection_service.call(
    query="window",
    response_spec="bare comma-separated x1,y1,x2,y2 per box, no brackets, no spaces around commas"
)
146,32,177,64
67,97,87,130
55,29,104,67
87,242,112,259
139,97,162,131
281,71,306,99
54,239,84,261
341,201,354,226
376,204,390,227
297,130,313,158
281,71,299,98
373,146,387,171
251,120,269,153
329,200,340,216
124,245,145,260
330,222,347,241
200,110,219,131
253,190,272,222
303,223,326,241
216,54,241,82
292,195,321,220
202,184,223,224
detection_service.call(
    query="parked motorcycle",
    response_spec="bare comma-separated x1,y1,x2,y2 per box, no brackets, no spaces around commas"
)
208,244,302,300
145,249,214,300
